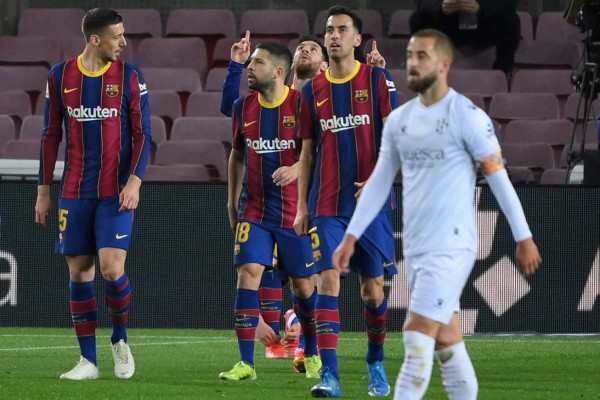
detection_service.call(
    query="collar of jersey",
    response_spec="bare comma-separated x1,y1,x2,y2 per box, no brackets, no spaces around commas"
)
77,56,112,77
325,60,360,84
258,86,289,108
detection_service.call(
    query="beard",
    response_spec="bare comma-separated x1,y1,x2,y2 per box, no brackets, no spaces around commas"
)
407,72,437,93
295,61,320,80
248,76,275,93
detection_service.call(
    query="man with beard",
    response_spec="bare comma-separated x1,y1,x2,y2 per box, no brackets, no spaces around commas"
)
219,32,386,372
219,33,329,371
333,29,541,400
294,5,399,398
219,42,322,382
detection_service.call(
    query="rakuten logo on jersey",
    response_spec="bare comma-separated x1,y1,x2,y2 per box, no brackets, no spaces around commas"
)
245,137,296,154
319,114,371,133
67,106,118,121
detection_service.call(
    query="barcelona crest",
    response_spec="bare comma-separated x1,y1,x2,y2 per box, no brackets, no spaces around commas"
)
354,89,368,103
282,115,296,128
105,84,119,97
313,250,322,262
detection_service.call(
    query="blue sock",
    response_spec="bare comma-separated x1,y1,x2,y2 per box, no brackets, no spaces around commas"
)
296,289,317,356
234,288,259,367
69,281,97,365
365,298,387,364
104,273,131,344
316,294,340,379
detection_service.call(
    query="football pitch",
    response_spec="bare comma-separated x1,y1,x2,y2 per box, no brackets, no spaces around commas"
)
0,328,598,399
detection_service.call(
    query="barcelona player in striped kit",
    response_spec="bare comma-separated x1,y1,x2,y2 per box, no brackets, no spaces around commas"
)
219,42,321,381
35,8,151,381
294,6,400,398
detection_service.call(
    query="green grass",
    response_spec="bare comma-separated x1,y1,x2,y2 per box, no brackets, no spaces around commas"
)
0,328,599,399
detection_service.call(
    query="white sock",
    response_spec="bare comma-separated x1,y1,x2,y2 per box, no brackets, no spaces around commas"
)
435,341,478,400
393,330,436,400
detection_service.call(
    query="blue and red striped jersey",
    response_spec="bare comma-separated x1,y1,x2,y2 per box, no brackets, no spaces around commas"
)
300,61,400,218
39,56,152,199
232,86,302,229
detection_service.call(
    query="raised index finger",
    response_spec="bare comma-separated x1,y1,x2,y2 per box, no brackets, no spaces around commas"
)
371,40,378,52
245,30,251,42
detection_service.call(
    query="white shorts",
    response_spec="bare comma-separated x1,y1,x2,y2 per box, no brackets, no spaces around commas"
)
406,249,476,325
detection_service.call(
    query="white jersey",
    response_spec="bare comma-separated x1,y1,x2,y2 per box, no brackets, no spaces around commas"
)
346,88,500,255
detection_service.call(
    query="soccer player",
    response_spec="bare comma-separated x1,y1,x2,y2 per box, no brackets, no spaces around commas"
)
294,5,400,398
333,29,542,400
218,42,321,382
220,32,329,366
221,31,388,371
34,8,151,380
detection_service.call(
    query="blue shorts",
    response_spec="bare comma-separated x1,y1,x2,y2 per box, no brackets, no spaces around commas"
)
233,220,315,278
56,197,134,255
310,214,397,278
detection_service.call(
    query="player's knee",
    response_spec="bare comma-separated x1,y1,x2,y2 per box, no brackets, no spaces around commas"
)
435,330,463,350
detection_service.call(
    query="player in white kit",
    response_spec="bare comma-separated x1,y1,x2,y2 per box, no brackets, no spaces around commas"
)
332,29,542,400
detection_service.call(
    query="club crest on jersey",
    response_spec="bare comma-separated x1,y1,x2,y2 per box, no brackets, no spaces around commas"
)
234,244,241,255
313,250,322,262
282,115,296,128
105,84,119,97
354,89,368,103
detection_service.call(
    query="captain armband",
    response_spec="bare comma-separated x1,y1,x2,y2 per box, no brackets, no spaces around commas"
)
479,151,505,176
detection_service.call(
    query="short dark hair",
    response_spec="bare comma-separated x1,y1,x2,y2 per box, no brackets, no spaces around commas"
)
297,35,328,61
255,42,293,75
82,8,123,42
327,5,362,34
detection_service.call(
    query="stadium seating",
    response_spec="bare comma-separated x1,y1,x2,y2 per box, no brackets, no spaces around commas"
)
313,9,383,40
154,140,228,180
464,94,486,110
453,46,496,70
150,116,167,146
116,9,162,39
517,11,534,41
59,36,134,64
535,11,585,42
539,168,569,185
564,93,600,121
388,69,413,100
0,91,33,125
240,10,309,45
3,139,66,161
211,38,237,69
144,164,211,182
0,37,60,68
142,67,202,94
0,66,48,111
488,93,561,139
0,116,16,157
18,8,85,39
559,143,598,168
363,38,408,69
165,9,237,66
148,90,182,135
503,119,574,166
19,115,44,140
135,38,209,84
388,10,413,38
170,117,231,144
186,92,229,117
205,67,250,96
510,69,576,116
115,9,162,59
502,142,556,183
513,40,581,70
448,69,507,108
